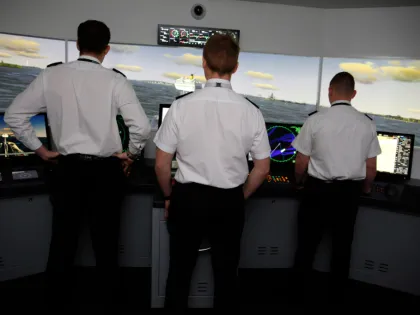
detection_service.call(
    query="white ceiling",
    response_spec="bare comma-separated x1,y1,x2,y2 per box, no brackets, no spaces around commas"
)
235,0,420,8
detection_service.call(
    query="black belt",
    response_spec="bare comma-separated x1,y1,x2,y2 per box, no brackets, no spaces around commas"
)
61,154,116,161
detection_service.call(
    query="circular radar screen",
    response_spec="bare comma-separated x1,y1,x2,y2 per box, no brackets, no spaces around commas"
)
267,125,301,163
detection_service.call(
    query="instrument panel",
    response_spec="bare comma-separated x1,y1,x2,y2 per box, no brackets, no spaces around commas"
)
158,24,240,48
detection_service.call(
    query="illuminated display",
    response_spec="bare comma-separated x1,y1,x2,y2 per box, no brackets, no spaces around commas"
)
266,123,302,164
376,131,414,178
266,174,290,183
158,24,240,48
0,113,49,157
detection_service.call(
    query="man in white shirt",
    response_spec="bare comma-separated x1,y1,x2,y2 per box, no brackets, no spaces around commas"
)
5,20,151,305
154,34,270,309
291,72,381,302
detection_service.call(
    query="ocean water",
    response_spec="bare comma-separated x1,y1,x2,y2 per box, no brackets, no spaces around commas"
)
1,66,419,146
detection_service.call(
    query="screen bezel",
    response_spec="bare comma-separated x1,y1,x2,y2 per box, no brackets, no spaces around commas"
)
376,130,415,181
158,104,171,128
157,24,240,47
0,112,51,159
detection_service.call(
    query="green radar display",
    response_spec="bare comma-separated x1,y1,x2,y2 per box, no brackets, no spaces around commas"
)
266,123,302,164
117,115,129,152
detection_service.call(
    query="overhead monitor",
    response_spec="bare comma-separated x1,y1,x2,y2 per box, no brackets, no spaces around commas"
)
0,113,50,158
376,131,414,180
158,24,240,48
159,104,171,127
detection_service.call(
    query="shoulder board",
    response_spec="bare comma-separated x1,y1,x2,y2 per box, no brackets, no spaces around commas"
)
364,113,373,120
245,97,259,109
112,68,126,78
47,61,63,68
176,92,193,100
308,110,318,116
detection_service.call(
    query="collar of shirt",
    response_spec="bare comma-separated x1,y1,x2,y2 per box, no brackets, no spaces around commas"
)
78,55,101,64
331,100,351,107
205,79,232,89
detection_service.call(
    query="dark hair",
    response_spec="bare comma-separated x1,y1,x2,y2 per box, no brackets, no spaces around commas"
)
330,72,355,94
77,20,111,54
203,34,239,75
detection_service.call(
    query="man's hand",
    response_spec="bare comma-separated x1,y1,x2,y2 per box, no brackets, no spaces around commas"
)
363,183,372,195
114,152,134,176
164,200,170,220
35,145,60,162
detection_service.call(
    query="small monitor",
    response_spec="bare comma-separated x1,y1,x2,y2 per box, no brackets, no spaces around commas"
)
376,131,414,180
248,122,302,165
265,122,302,165
0,113,50,158
159,104,171,127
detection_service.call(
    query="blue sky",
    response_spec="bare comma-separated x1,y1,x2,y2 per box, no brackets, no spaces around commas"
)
320,58,420,119
0,114,47,138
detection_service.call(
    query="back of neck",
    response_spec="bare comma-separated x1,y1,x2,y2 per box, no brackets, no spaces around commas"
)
80,53,102,63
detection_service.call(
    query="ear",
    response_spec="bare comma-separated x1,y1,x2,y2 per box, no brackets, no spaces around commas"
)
352,90,357,99
328,87,333,95
232,62,239,74
202,58,207,70
76,40,80,52
104,45,111,55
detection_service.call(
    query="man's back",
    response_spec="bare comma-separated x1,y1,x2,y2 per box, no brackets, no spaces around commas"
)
5,56,150,157
156,80,268,189
43,58,124,156
307,105,378,180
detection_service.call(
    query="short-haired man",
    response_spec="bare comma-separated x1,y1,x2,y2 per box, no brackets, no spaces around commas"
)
154,34,271,309
291,72,381,302
5,20,151,305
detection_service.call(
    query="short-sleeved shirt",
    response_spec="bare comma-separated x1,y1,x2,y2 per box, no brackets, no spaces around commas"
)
5,55,151,157
291,100,382,181
154,78,271,189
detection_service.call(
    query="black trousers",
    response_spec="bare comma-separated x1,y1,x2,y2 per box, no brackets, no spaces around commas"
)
164,182,245,309
46,155,126,305
293,176,362,301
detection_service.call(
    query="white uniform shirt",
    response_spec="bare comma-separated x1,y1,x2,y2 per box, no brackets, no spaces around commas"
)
5,55,151,157
154,78,271,189
292,100,382,181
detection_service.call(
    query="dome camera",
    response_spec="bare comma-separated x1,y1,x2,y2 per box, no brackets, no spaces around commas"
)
191,4,206,20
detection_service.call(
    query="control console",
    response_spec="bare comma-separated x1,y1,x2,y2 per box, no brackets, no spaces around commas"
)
364,181,405,203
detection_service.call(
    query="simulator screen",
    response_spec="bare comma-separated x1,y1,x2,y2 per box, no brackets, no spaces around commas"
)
266,123,302,165
0,113,49,157
377,132,414,177
158,24,240,48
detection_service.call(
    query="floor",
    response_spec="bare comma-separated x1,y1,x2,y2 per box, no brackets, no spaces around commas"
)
0,267,418,311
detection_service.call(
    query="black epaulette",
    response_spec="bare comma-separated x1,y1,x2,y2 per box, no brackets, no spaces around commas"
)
245,97,259,109
308,110,318,116
47,62,63,68
112,68,126,78
364,114,373,120
176,92,193,100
